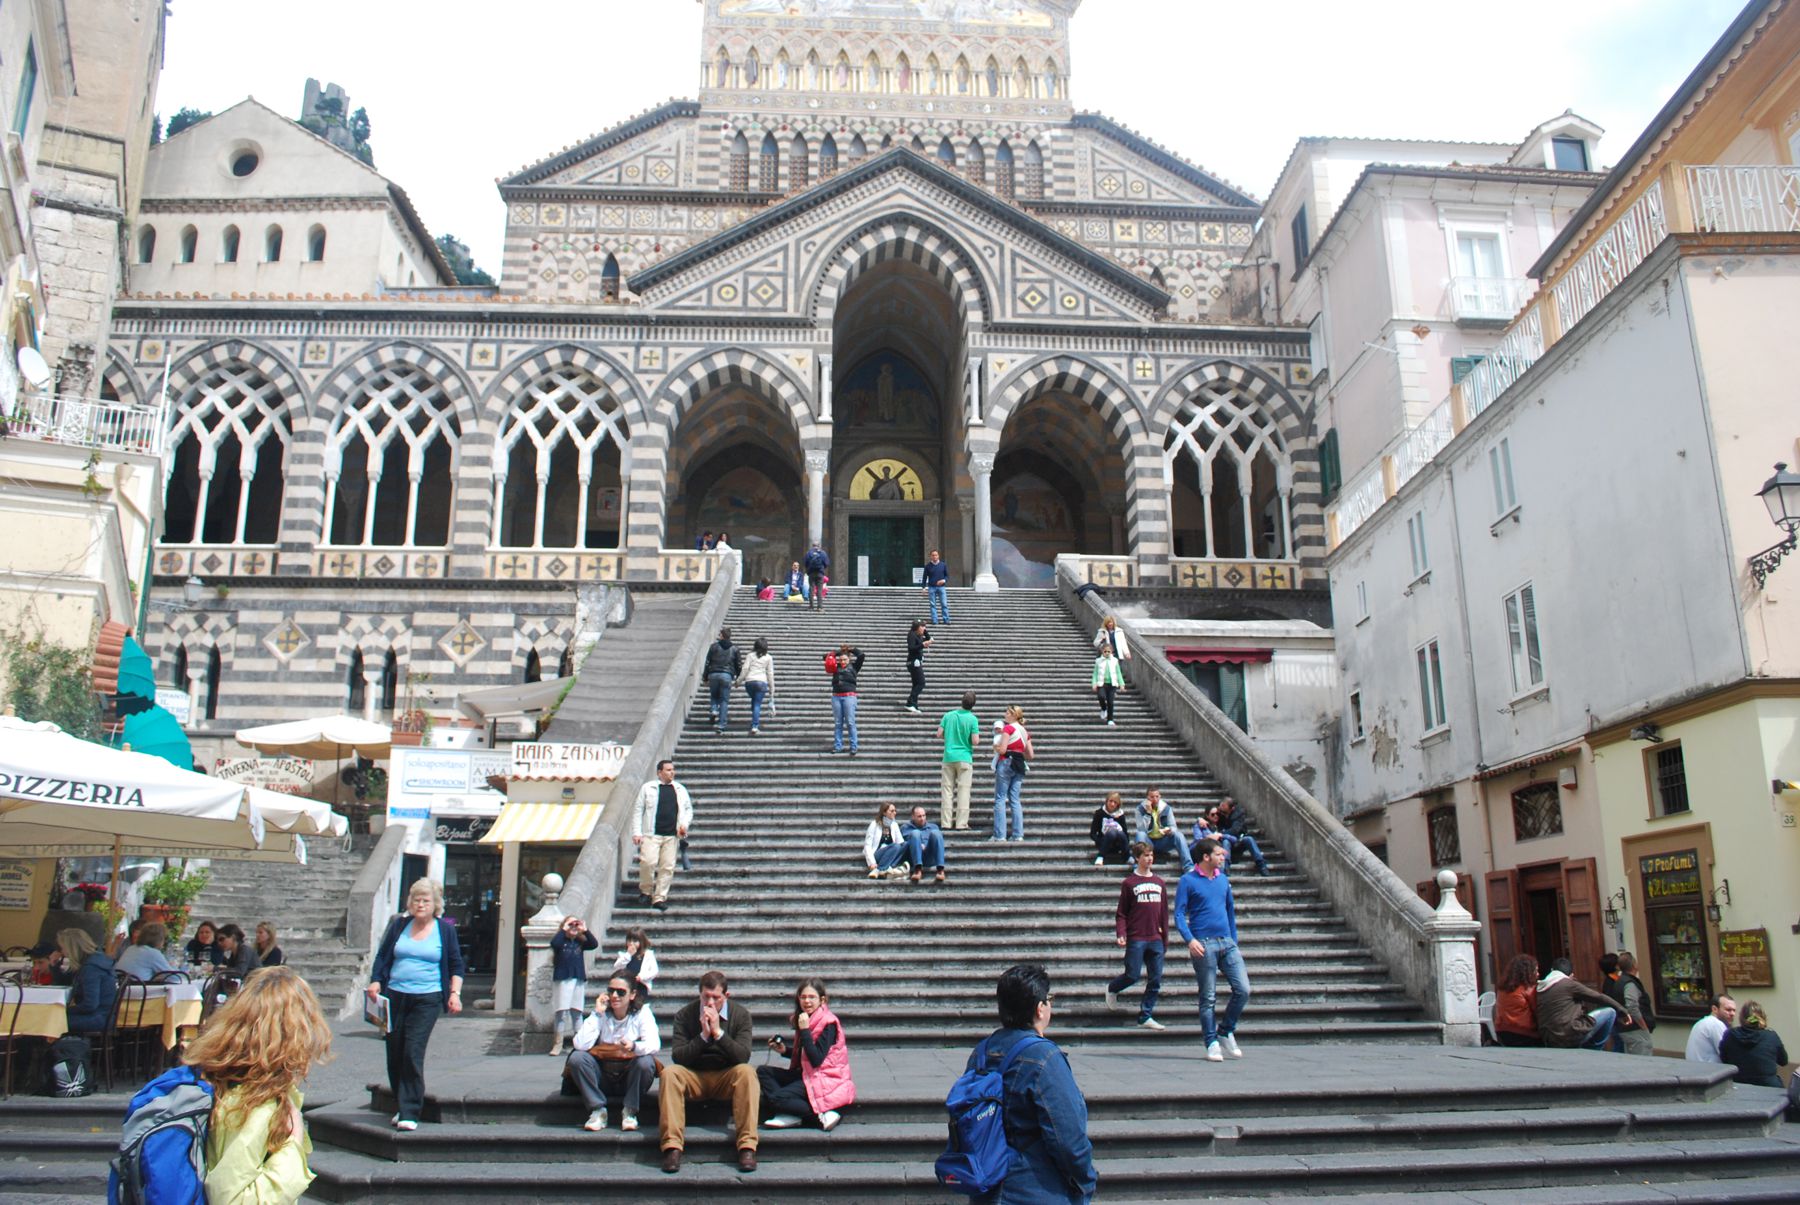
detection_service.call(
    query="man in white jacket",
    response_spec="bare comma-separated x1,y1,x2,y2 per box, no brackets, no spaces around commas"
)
633,759,693,910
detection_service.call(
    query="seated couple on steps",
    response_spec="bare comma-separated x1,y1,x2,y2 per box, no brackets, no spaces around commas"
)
863,802,947,883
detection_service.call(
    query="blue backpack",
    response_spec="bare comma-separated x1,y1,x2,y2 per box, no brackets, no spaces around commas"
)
935,1033,1043,1195
107,1065,214,1205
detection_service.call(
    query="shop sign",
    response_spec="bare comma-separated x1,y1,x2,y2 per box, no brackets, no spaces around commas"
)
0,859,34,909
1719,928,1775,988
212,756,315,795
157,688,192,725
392,748,506,798
1639,849,1702,900
432,815,496,845
511,741,628,780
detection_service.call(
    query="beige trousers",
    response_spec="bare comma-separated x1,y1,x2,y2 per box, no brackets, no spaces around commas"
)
941,760,972,829
637,834,679,902
658,1063,760,1152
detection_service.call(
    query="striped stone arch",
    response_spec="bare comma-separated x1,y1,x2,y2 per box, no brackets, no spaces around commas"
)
314,340,478,429
808,214,992,333
1149,358,1325,566
510,617,577,675
481,343,646,431
979,353,1162,568
164,339,307,416
99,349,144,406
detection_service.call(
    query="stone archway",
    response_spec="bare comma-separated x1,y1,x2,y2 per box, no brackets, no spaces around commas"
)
832,446,941,587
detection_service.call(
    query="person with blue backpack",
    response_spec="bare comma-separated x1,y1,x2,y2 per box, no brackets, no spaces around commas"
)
936,963,1095,1203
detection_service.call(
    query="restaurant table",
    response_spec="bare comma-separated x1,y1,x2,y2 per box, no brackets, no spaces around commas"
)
0,982,203,1048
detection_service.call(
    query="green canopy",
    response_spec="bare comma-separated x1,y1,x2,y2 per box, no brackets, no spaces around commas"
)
116,708,193,771
116,636,157,700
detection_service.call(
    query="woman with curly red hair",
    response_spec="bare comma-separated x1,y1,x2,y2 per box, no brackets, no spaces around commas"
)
1493,954,1544,1047
183,966,333,1202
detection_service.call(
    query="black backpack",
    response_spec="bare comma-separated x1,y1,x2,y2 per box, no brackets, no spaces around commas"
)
44,1034,93,1097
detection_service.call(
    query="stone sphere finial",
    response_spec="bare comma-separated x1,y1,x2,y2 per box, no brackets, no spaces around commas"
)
1435,869,1457,893
542,872,565,896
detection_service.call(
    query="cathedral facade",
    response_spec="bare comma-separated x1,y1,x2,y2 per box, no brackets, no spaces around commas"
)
124,0,1320,725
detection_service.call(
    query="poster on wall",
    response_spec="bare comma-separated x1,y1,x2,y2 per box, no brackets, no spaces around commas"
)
213,757,315,795
0,859,34,909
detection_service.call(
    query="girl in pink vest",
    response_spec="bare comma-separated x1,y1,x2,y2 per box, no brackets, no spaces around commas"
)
760,978,855,1131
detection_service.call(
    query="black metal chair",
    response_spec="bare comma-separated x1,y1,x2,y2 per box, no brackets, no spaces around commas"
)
111,975,159,1085
199,971,243,1026
0,981,23,1098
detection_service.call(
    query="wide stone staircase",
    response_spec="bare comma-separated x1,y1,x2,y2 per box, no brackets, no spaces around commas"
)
183,833,373,1010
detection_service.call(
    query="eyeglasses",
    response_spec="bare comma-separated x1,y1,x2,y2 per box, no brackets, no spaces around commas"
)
605,987,631,996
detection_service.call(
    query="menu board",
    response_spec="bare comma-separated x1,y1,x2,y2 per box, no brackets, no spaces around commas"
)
1719,928,1774,988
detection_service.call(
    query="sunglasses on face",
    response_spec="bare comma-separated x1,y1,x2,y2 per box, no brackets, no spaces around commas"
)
605,987,631,997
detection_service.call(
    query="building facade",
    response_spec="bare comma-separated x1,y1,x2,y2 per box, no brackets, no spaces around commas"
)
121,0,1325,737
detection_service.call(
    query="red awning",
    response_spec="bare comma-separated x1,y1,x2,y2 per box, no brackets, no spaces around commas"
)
1164,648,1272,665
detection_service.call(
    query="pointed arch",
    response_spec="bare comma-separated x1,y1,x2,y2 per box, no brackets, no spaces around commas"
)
895,53,913,92
1021,139,1045,199
848,133,867,166
728,130,750,190
983,56,1002,97
806,49,822,89
745,47,761,86
162,359,295,546
863,51,882,91
807,215,993,332
936,137,956,170
1013,57,1031,99
714,46,732,89
819,133,839,179
954,54,971,94
601,254,621,302
965,138,985,187
493,367,630,550
995,139,1015,198
788,133,810,190
758,131,780,191
926,53,942,94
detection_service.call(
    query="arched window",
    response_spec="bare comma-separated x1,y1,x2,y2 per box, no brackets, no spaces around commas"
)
306,224,326,262
775,51,791,87
789,134,809,189
1021,140,1044,199
1150,265,1167,289
834,52,851,90
819,134,838,179
728,131,750,190
493,368,629,550
1163,386,1294,560
221,225,240,263
745,48,760,86
264,224,283,262
162,364,291,545
758,132,779,191
170,645,188,691
965,139,985,186
523,649,542,684
178,225,197,264
910,134,926,154
601,253,621,302
136,225,155,264
324,364,460,547
995,140,1015,198
985,57,1001,96
848,134,867,166
379,649,398,713
346,648,366,713
896,54,912,92
203,647,221,722
936,137,956,170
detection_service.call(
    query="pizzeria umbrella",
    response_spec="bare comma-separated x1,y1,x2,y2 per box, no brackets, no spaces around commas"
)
234,715,393,809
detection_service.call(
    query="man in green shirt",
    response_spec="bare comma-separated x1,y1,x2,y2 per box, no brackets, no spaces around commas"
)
938,690,980,830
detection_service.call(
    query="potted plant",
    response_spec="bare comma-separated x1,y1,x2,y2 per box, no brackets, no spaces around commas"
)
140,862,211,944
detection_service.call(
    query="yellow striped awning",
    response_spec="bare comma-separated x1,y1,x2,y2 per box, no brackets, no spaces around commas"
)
479,802,602,845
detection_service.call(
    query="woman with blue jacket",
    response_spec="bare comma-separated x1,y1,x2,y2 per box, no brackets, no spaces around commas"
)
365,878,466,1131
62,929,116,1032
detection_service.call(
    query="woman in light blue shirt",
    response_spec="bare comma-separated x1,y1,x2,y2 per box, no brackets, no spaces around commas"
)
366,878,466,1131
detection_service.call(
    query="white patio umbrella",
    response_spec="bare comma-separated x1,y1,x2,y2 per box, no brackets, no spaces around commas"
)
235,716,392,809
247,787,348,838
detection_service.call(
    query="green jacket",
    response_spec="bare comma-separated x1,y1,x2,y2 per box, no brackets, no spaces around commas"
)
204,1086,314,1204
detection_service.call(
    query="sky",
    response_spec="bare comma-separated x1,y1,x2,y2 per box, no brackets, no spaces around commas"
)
157,0,1747,275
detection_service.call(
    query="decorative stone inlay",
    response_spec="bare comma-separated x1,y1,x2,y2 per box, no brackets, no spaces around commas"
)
267,619,308,661
440,619,486,665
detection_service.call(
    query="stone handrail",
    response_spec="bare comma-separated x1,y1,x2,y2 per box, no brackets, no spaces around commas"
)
340,821,411,1018
1056,563,1479,1043
518,555,740,1028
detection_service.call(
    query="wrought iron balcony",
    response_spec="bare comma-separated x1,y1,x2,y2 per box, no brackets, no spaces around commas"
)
1688,164,1800,233
0,393,167,458
1448,276,1530,323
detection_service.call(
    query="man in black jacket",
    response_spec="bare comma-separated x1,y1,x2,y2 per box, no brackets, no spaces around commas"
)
803,542,829,610
828,643,865,755
703,628,743,734
659,970,759,1174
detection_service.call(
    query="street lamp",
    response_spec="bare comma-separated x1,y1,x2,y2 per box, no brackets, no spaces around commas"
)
1749,462,1800,589
145,576,205,613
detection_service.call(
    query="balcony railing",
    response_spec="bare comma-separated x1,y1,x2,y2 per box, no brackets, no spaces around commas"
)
1,394,167,457
1448,276,1530,323
1549,179,1667,332
1688,164,1800,233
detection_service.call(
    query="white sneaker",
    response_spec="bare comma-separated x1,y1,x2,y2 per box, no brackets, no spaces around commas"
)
1138,1016,1166,1030
1107,719,1116,726
1206,1041,1224,1062
621,1113,638,1132
1104,988,1119,1010
584,1108,607,1132
396,1119,419,1132
906,705,922,714
868,866,883,878
1221,1034,1243,1059
1093,856,1105,866
765,1114,805,1129
819,1109,842,1131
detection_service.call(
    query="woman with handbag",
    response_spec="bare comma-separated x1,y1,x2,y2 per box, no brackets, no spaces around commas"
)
365,878,466,1131
760,978,854,1131
565,972,660,1132
991,705,1034,842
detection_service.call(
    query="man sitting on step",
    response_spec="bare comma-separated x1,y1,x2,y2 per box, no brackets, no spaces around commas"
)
1192,807,1270,876
1135,788,1194,874
659,970,759,1174
1535,958,1619,1051
901,806,948,884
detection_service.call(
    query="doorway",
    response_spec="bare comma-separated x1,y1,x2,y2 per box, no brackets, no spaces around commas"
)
848,516,923,586
442,845,502,974
1519,862,1569,971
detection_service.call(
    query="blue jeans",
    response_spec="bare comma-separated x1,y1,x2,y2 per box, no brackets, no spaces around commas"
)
1580,1006,1618,1050
744,680,767,729
708,672,733,730
1108,939,1165,1021
1189,936,1249,1043
928,584,950,624
832,694,859,752
992,757,1024,839
1149,832,1194,872
1226,833,1267,872
872,842,909,873
904,824,946,869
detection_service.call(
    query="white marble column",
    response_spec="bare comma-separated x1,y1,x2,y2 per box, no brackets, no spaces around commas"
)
971,452,998,592
817,354,834,423
805,450,828,548
965,359,983,427
362,669,383,723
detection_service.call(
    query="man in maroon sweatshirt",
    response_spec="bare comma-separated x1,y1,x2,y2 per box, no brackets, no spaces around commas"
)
1105,841,1170,1030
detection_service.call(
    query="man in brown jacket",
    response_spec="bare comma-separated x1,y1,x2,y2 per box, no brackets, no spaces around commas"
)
1536,957,1619,1050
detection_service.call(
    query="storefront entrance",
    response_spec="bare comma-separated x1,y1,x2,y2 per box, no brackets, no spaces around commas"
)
443,843,501,975
848,515,923,586
511,844,579,1009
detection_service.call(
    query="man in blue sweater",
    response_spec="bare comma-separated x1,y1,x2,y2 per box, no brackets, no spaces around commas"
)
1174,837,1251,1062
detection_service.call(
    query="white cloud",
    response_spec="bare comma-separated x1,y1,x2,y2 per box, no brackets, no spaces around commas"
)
156,0,1747,274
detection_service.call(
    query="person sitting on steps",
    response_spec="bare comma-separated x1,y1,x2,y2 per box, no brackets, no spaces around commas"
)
566,971,659,1133
901,805,948,884
760,977,854,1132
863,802,912,880
1090,791,1131,866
